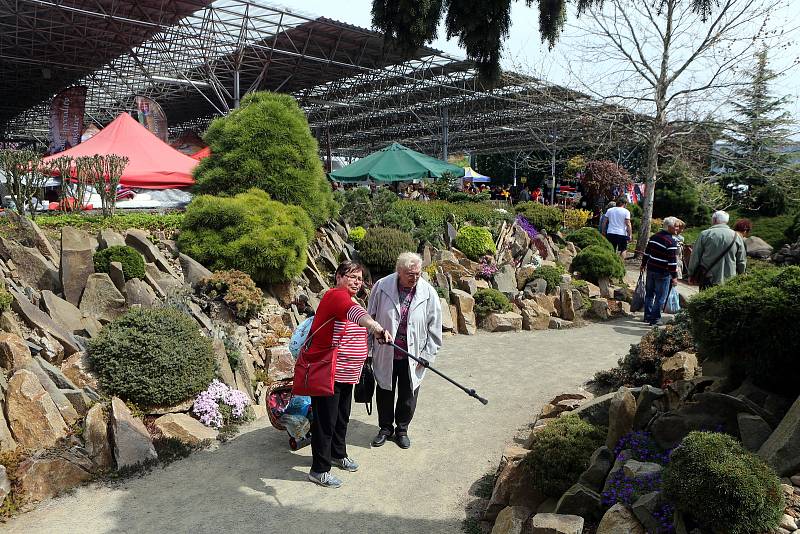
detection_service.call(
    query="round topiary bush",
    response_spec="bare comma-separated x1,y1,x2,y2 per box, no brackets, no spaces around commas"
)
455,226,496,260
93,245,146,281
523,414,607,498
514,202,563,233
571,244,625,284
199,270,264,320
473,288,511,317
177,188,314,285
192,91,337,227
88,308,215,406
566,227,612,251
663,431,784,534
348,226,366,246
357,227,416,275
529,264,565,293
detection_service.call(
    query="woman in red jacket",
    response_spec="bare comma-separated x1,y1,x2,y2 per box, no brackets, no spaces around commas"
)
306,261,392,488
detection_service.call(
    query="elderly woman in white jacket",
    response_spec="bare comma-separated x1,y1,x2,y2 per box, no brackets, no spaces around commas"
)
367,252,442,449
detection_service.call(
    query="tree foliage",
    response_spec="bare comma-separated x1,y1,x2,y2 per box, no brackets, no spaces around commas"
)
653,159,710,226
581,160,630,206
193,92,336,227
0,149,48,219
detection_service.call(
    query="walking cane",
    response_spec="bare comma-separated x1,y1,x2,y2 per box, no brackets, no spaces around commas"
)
389,342,489,405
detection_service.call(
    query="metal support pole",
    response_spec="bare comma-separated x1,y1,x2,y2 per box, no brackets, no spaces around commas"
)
513,158,517,188
441,107,449,161
233,68,241,109
550,151,556,205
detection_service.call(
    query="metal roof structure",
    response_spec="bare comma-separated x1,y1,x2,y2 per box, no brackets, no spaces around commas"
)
1,0,649,160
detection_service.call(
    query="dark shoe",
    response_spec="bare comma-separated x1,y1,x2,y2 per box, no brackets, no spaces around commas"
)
395,434,411,449
371,430,392,447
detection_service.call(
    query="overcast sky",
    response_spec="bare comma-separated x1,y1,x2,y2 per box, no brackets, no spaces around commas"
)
291,0,800,134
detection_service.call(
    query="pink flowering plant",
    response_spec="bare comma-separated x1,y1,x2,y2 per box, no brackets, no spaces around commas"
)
476,255,499,281
193,379,253,429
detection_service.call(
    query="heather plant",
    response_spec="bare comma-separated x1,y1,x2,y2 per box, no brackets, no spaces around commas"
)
88,308,215,406
192,379,253,429
199,270,264,320
476,256,499,281
93,245,146,281
357,227,416,275
473,288,511,317
455,226,496,260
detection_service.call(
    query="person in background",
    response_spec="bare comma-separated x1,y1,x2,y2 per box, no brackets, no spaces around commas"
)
733,218,753,240
640,217,680,326
368,252,442,450
305,261,392,488
518,187,531,203
687,211,747,290
601,198,632,259
598,201,616,234
673,219,687,280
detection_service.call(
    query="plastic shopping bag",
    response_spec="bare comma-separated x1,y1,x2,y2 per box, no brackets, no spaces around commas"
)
288,317,313,359
630,273,646,312
663,287,681,314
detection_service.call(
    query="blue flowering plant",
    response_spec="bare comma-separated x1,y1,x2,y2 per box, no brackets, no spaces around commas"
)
515,214,539,239
613,430,672,465
193,379,254,429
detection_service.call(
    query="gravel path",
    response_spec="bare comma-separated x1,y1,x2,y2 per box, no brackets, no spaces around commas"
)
6,319,650,534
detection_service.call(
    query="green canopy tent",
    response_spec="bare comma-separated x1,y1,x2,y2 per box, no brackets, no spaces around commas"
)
329,142,466,182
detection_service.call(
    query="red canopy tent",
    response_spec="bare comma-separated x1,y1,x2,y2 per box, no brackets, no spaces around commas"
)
44,113,198,189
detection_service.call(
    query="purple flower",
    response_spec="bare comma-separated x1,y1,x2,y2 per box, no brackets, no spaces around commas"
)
515,215,539,239
192,379,252,428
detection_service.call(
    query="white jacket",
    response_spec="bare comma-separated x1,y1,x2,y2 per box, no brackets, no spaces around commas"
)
367,274,443,391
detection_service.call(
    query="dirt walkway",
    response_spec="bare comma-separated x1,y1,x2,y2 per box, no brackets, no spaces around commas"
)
7,320,651,534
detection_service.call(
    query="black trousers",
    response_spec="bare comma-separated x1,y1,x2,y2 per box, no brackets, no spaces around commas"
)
310,382,352,473
376,358,419,436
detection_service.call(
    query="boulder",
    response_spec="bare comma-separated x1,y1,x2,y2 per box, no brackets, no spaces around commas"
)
516,265,538,290
6,369,68,449
745,236,773,259
265,346,295,382
450,289,477,335
178,253,212,287
0,236,60,292
519,299,551,331
598,277,613,298
22,358,79,425
737,413,772,452
578,446,614,493
554,483,603,520
558,284,577,321
557,247,576,271
124,278,158,307
60,351,98,389
632,385,665,430
33,355,78,390
125,229,177,276
631,491,666,533
0,465,9,505
80,273,127,323
80,316,103,338
491,506,532,534
110,397,158,468
0,310,24,338
493,264,518,295
572,391,617,426
5,212,59,264
530,513,584,534
60,227,95,305
98,228,126,249
440,298,455,331
84,403,113,470
523,278,548,298
144,262,182,296
188,301,213,332
457,277,478,295
596,503,645,534
531,294,556,315
40,290,85,334
154,413,218,445
758,394,800,476
660,351,699,383
0,331,32,371
0,404,17,451
485,458,545,521
606,387,636,449
483,312,523,332
145,398,195,416
15,454,92,501
63,390,91,416
211,339,237,387
548,318,573,330
108,261,126,292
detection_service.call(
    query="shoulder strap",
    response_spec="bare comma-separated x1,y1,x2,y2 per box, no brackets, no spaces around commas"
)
302,316,336,350
702,231,737,273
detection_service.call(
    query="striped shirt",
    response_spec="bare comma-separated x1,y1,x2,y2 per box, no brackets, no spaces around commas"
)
642,230,678,278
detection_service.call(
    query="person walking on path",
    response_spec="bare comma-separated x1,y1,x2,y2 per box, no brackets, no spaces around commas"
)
368,252,442,450
601,197,632,259
306,261,392,489
640,217,680,326
687,210,747,290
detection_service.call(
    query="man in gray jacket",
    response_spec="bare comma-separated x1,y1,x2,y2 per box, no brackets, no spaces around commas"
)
687,210,747,289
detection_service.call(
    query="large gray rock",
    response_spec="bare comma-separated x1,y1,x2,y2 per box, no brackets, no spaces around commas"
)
631,491,666,533
110,397,157,469
485,457,545,522
5,211,59,264
758,394,800,476
573,391,617,426
80,273,127,323
578,446,613,493
0,236,60,292
660,351,699,383
554,483,603,521
596,503,645,534
0,400,17,451
633,385,665,430
124,278,158,307
738,413,773,452
41,290,85,334
0,331,32,371
125,229,177,277
0,465,10,506
482,312,523,332
108,261,126,293
60,227,95,305
33,355,78,390
15,452,92,501
590,298,610,320
22,358,79,425
450,289,477,335
144,262,182,296
211,339,237,387
98,228,125,249
530,513,584,534
558,284,577,321
9,286,80,355
491,506,532,534
519,299,551,331
606,387,636,449
60,351,98,389
493,264,518,295
440,297,455,331
84,403,113,470
178,253,212,287
154,413,218,445
264,346,295,383
457,276,478,295
745,236,773,259
6,369,69,449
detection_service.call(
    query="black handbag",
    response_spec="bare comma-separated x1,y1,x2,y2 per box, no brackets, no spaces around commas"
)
353,357,375,414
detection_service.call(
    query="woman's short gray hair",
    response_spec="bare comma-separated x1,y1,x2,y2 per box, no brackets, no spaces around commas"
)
396,252,423,272
662,217,679,230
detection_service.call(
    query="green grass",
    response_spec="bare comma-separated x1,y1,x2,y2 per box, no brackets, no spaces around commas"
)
0,212,185,233
680,210,796,248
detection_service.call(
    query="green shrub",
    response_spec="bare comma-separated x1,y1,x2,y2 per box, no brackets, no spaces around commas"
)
529,264,565,293
523,414,607,498
339,188,399,228
514,202,563,233
455,226,496,260
751,184,787,216
177,189,314,285
473,288,511,317
0,282,12,313
348,226,366,246
785,210,800,243
199,270,264,320
88,308,215,406
16,212,185,233
357,227,416,275
686,265,800,395
192,91,336,226
570,245,625,284
653,160,710,226
663,431,783,534
383,200,511,245
93,245,146,281
566,227,612,251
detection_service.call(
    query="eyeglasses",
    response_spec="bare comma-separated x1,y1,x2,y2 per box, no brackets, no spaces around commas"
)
344,274,363,282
